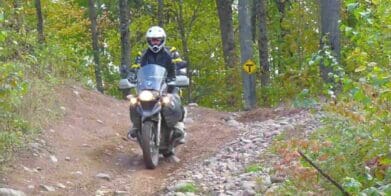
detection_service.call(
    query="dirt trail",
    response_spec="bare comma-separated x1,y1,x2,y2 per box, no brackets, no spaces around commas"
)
0,86,244,195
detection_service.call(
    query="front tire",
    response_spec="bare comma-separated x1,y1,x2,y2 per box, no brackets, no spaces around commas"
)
140,121,159,169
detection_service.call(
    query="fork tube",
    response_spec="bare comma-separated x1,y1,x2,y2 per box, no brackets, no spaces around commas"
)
156,113,161,146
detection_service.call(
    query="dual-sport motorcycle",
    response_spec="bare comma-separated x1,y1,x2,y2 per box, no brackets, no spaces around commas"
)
119,64,189,169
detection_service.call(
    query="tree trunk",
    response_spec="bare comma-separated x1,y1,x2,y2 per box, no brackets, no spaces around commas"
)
158,0,164,27
216,0,239,107
215,0,237,69
256,0,270,105
256,0,270,86
274,0,290,74
34,0,45,43
177,0,192,102
251,0,257,43
319,0,340,84
239,0,256,110
119,0,131,79
13,0,23,33
88,0,104,93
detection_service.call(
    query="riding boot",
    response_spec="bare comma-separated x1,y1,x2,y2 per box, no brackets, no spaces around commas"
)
174,121,186,144
127,127,138,140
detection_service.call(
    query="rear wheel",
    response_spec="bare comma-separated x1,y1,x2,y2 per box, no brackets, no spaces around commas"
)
140,121,159,169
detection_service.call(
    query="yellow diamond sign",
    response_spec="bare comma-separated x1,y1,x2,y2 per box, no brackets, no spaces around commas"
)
242,59,257,74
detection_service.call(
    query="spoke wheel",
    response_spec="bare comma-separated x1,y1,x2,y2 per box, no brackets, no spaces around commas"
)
140,121,159,169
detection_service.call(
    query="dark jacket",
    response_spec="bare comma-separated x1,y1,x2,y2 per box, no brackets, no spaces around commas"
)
140,47,176,79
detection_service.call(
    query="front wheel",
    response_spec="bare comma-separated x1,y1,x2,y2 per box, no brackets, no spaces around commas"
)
140,121,159,169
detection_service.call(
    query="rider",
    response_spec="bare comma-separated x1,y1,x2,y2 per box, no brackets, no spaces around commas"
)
127,26,187,144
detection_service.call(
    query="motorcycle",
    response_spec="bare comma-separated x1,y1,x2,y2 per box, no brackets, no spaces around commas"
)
119,64,189,169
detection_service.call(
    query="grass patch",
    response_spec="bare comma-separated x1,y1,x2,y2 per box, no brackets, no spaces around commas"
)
245,164,263,173
17,79,63,129
0,78,62,165
176,182,198,193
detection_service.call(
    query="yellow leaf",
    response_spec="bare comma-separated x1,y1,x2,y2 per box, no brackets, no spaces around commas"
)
355,66,366,72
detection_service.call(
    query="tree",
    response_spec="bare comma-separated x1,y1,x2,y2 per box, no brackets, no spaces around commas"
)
239,0,256,110
215,0,237,69
216,0,239,106
273,0,290,74
12,0,23,32
88,0,104,93
119,0,131,79
118,0,131,98
158,0,164,27
34,0,45,43
174,0,202,102
251,0,257,43
319,0,340,84
256,0,270,87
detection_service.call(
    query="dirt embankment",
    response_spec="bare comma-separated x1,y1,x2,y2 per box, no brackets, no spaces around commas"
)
0,85,301,196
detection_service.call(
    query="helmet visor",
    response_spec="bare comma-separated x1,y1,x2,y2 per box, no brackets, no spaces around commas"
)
148,37,163,45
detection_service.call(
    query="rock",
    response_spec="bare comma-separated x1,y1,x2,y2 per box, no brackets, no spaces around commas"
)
82,144,90,147
65,156,71,161
95,189,111,196
96,173,111,181
243,189,256,196
188,103,198,107
56,183,66,189
0,188,26,196
227,119,240,127
29,143,41,151
22,166,35,173
73,90,80,96
264,184,279,195
167,155,181,163
27,185,34,189
40,184,55,192
96,119,104,124
50,155,58,163
242,180,256,191
240,138,252,144
114,190,127,196
270,176,284,183
72,171,83,175
184,118,194,123
256,175,272,192
192,173,203,180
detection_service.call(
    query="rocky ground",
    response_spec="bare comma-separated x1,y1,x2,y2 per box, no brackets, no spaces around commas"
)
163,108,323,195
0,85,323,196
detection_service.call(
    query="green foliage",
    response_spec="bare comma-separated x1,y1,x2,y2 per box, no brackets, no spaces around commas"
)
245,164,263,173
268,2,389,194
343,177,363,194
292,89,317,109
176,182,198,193
0,62,29,161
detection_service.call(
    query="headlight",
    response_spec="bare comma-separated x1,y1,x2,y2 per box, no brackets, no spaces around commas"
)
161,95,171,105
139,90,156,101
127,95,138,105
129,97,138,105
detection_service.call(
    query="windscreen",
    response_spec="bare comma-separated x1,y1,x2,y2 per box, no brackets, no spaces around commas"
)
137,64,167,91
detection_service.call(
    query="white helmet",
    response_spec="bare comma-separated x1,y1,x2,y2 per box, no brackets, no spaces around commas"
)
146,26,166,53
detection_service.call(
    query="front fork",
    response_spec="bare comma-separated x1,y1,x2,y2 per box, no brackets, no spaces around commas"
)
141,113,161,147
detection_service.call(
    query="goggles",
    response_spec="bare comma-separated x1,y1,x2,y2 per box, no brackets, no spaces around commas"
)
148,38,163,43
